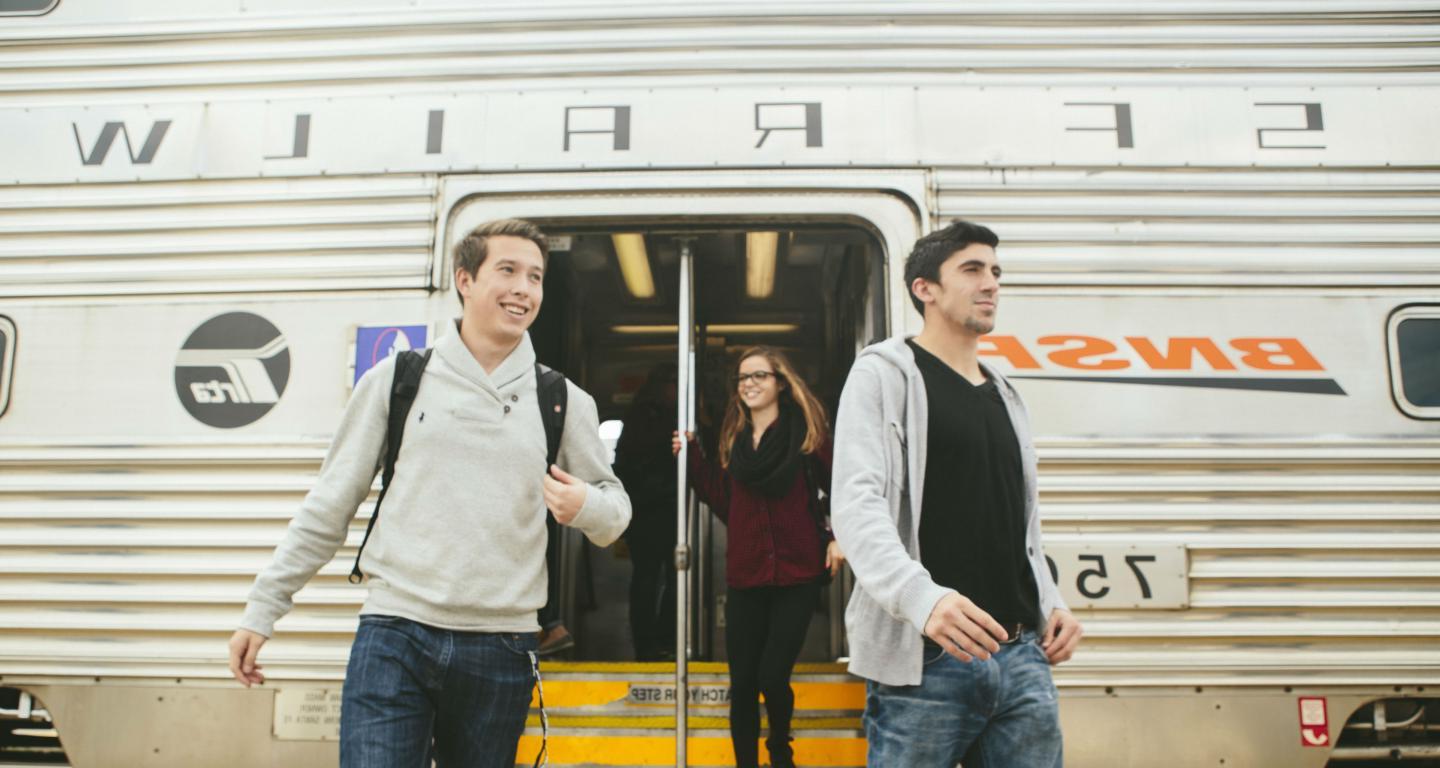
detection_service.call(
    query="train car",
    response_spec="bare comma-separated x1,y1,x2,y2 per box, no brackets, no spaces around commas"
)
0,1,1436,765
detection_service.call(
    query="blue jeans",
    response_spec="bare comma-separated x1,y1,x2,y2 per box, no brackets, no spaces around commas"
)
864,630,1063,768
340,614,537,768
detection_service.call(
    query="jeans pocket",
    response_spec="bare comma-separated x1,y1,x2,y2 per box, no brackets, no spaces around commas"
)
922,643,948,667
1028,635,1052,662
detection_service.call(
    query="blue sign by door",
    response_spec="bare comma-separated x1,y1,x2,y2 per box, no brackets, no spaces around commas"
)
355,324,428,384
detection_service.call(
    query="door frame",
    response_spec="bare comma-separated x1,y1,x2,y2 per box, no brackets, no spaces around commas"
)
436,168,929,339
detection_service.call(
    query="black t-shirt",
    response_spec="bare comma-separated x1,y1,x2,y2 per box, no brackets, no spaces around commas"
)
907,339,1040,629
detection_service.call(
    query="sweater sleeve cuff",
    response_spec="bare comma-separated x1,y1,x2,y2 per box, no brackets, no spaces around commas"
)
239,601,283,639
898,575,954,636
569,483,624,547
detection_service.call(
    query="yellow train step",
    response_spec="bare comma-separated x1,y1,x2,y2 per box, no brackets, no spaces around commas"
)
515,733,866,767
531,662,864,714
523,715,862,731
513,662,869,765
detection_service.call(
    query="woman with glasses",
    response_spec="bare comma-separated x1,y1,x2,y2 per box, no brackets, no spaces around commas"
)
672,346,844,768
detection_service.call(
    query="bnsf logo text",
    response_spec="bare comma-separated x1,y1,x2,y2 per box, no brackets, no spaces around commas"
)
981,336,1320,371
979,336,1340,395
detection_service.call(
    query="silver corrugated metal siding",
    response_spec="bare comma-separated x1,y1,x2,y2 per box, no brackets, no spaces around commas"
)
936,169,1440,286
0,440,364,681
0,2,1436,94
1033,444,1440,686
0,2,1435,693
0,176,437,297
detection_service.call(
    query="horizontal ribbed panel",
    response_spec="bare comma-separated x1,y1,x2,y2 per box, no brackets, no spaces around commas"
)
2,48,1435,95
1038,447,1440,685
0,176,436,297
0,6,1434,93
935,169,1440,286
0,442,1434,686
4,0,1436,40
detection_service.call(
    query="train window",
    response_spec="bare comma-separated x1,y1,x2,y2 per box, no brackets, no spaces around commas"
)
0,316,13,418
1388,306,1440,420
0,0,58,15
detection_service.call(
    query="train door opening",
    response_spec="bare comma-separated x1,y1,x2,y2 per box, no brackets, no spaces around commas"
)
527,222,888,664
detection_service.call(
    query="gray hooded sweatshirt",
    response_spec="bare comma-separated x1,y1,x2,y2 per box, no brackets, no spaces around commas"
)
240,325,631,638
832,335,1067,687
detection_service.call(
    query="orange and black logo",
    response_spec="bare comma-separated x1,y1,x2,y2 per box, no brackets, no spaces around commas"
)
980,335,1343,395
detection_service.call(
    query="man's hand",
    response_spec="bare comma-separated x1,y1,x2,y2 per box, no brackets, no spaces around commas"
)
825,540,846,578
1041,609,1082,665
543,465,589,525
228,629,268,687
924,592,1008,663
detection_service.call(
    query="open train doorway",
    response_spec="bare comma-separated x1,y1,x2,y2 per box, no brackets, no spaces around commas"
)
527,221,888,664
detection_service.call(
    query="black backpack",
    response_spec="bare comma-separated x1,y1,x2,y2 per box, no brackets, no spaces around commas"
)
348,348,569,584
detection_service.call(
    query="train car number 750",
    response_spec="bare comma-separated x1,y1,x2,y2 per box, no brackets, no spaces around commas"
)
1043,544,1189,609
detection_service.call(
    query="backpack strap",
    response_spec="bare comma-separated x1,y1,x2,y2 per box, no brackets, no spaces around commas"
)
349,348,432,585
535,362,568,468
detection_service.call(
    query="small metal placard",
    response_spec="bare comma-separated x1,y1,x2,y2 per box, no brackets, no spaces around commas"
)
1045,543,1189,609
628,684,731,707
273,687,343,741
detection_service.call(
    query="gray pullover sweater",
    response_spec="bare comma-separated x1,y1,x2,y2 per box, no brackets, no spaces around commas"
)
240,326,631,637
832,335,1067,686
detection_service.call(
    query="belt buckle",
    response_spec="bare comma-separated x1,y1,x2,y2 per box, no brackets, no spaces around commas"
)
999,623,1026,645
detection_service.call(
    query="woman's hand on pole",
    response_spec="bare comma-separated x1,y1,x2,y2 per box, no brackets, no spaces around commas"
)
825,540,846,577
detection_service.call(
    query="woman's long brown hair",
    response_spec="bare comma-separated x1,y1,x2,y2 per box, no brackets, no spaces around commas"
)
717,346,830,470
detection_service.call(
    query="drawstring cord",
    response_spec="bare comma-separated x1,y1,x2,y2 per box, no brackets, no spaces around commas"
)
528,650,549,768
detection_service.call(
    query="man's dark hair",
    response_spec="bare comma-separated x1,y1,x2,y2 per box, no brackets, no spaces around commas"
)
903,220,1000,316
453,218,550,304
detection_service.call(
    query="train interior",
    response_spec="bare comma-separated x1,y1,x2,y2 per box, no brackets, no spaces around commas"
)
527,220,888,662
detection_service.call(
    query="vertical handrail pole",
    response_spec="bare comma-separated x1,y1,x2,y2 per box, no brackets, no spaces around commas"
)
674,238,696,767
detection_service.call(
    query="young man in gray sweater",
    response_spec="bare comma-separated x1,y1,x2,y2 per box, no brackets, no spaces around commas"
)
832,220,1081,767
226,219,631,766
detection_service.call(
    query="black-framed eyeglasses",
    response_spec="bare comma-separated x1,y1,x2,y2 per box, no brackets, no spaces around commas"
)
734,371,781,386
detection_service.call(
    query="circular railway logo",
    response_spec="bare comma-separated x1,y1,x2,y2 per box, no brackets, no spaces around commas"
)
174,312,290,428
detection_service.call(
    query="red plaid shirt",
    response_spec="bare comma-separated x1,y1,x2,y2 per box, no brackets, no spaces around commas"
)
688,434,832,589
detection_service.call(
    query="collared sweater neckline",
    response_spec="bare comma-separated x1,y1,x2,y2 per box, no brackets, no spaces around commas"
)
434,319,537,399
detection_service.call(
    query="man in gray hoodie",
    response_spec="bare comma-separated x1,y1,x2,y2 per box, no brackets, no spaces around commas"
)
832,220,1081,767
226,218,631,766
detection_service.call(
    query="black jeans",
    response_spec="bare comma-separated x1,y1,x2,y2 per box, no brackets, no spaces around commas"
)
725,581,820,768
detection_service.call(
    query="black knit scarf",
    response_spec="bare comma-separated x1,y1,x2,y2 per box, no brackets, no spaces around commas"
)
729,402,806,498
